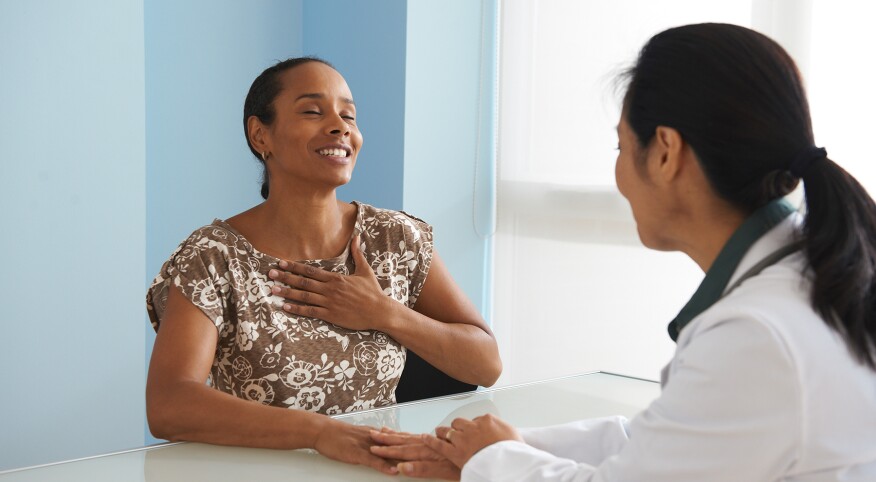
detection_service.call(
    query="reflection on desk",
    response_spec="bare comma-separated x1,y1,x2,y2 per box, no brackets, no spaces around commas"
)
0,371,659,482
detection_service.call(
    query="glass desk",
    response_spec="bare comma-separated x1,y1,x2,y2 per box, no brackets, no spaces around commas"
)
0,371,659,481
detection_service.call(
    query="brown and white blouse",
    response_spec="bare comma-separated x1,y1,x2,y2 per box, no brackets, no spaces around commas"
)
146,202,433,415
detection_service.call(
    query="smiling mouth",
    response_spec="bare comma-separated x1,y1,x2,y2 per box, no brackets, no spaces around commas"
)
317,148,351,158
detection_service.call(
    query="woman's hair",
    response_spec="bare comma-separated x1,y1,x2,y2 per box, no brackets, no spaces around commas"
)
243,56,335,199
622,23,876,369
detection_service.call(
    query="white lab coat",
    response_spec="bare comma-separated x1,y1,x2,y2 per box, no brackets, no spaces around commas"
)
463,216,876,481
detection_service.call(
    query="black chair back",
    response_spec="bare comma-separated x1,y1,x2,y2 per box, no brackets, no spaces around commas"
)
395,349,477,402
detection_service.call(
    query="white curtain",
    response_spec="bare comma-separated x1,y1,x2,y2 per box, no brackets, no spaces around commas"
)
491,0,841,385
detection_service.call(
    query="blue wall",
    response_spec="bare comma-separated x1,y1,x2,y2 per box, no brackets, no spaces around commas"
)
404,0,498,319
144,0,304,444
0,0,146,471
302,0,407,211
0,0,495,471
303,0,498,319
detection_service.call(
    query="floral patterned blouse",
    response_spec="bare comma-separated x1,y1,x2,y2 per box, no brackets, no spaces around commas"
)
146,202,433,415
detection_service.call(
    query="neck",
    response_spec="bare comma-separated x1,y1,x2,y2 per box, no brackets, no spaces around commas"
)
229,186,355,261
676,201,748,273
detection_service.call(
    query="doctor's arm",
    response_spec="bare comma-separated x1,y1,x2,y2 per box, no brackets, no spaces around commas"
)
451,317,800,482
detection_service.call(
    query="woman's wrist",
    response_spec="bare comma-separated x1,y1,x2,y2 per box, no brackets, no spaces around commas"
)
373,296,405,333
288,409,332,449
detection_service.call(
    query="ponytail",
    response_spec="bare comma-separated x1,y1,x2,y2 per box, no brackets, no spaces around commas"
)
801,158,876,369
622,23,876,370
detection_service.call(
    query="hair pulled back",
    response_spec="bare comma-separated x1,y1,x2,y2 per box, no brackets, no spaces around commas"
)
243,56,335,199
623,23,876,369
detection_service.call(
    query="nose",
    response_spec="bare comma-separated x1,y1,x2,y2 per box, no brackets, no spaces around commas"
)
326,112,351,138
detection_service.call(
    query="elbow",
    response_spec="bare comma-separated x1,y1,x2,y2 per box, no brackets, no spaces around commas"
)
146,397,175,441
146,386,185,442
470,332,502,387
479,356,502,387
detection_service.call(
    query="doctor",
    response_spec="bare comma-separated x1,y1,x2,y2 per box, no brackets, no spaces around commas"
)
370,23,876,481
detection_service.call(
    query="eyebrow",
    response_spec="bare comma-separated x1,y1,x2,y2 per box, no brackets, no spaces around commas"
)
295,93,355,106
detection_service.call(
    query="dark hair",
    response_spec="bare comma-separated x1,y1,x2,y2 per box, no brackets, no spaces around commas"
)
622,23,876,369
243,56,335,199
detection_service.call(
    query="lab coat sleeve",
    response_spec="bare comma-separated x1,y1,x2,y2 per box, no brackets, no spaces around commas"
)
518,416,630,466
462,316,800,482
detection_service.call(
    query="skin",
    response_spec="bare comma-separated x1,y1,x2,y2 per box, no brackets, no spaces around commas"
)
146,61,500,475
369,114,751,478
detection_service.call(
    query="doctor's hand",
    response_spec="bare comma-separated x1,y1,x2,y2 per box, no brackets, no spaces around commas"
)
425,414,524,470
268,235,394,331
369,428,461,480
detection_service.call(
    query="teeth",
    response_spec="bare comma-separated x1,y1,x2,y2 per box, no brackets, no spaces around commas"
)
318,148,348,157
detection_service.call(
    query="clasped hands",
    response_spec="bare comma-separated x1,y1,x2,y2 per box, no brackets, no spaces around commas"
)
368,414,524,480
268,234,394,330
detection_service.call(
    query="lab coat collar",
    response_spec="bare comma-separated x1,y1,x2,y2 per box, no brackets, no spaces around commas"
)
667,198,797,341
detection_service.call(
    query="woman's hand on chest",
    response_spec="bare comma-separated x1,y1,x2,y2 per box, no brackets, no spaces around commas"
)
268,235,399,331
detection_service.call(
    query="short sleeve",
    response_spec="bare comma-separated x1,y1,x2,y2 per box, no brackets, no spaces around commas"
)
146,227,232,334
398,210,433,307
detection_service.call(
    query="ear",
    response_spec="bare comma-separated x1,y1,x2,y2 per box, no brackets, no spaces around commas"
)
246,115,271,156
651,126,685,183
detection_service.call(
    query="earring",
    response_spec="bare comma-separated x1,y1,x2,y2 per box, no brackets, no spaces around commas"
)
261,152,270,161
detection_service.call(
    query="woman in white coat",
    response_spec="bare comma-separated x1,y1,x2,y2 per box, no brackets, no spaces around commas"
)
370,23,876,481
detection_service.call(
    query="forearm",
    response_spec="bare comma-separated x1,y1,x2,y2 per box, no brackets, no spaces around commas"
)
147,379,329,449
380,300,501,386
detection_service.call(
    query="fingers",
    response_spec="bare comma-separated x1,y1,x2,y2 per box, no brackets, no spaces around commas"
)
270,285,329,307
423,434,458,458
270,260,334,288
435,426,453,441
281,302,328,319
351,235,373,276
396,460,461,480
361,453,400,476
370,443,441,461
370,429,419,445
450,417,476,431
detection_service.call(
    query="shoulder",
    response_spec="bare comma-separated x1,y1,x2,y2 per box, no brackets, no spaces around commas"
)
677,253,821,386
168,220,250,269
691,253,814,336
356,202,433,242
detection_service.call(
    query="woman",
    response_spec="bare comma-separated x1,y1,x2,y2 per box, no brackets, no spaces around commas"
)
371,23,876,480
145,57,501,475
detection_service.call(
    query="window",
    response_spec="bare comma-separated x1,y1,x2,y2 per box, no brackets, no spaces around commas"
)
493,0,872,384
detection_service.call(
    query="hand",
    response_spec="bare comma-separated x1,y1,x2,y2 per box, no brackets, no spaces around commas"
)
424,414,524,469
268,235,394,331
313,419,398,475
370,427,461,480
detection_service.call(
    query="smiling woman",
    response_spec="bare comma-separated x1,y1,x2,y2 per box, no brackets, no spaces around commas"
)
144,57,501,474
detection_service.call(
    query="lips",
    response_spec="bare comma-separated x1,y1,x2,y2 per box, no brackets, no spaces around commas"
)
316,145,351,158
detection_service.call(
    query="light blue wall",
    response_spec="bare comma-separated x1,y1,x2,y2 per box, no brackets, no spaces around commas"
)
0,0,146,471
144,0,303,444
0,0,494,471
404,0,498,319
302,0,407,211
303,0,498,318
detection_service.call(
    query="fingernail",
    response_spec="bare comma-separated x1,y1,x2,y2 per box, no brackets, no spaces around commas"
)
284,304,292,311
269,269,278,278
388,466,398,474
278,260,288,268
271,286,281,294
398,463,411,473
